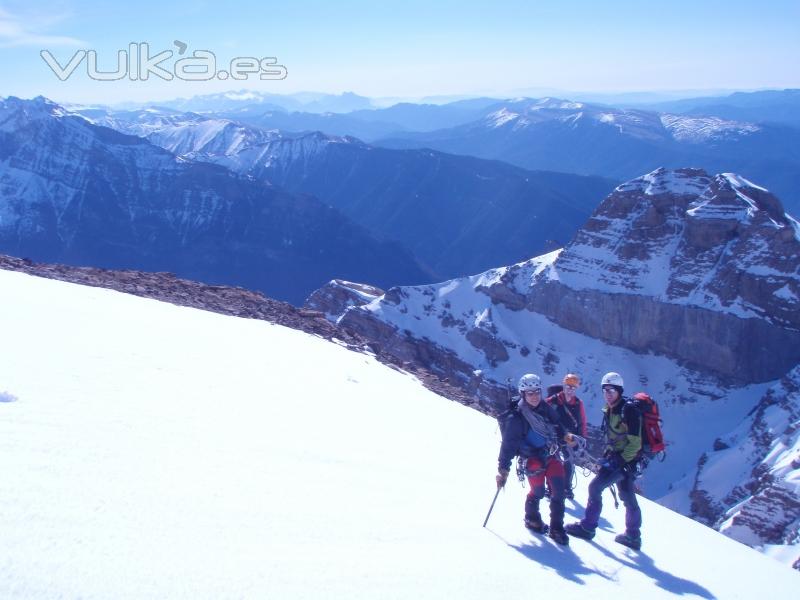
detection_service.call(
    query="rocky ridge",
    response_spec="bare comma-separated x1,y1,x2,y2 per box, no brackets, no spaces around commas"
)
688,365,800,565
479,168,800,383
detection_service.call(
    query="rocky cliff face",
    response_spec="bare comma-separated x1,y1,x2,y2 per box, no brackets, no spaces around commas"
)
304,279,384,320
688,365,800,569
480,168,800,384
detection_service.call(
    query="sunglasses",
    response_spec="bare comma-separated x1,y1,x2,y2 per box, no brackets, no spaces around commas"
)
602,386,617,393
565,384,578,390
523,389,541,395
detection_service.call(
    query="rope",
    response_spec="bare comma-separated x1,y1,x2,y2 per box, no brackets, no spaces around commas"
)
518,402,558,447
563,434,601,474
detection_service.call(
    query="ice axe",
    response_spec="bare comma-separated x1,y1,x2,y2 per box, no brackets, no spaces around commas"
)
483,485,503,527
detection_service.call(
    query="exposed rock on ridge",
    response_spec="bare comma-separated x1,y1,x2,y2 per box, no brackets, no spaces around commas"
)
482,168,800,383
688,366,800,569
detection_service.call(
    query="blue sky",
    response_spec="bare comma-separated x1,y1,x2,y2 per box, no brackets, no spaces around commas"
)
1,0,798,104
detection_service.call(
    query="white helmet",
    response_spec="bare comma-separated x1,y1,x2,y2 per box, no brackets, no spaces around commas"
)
601,372,624,388
518,373,542,393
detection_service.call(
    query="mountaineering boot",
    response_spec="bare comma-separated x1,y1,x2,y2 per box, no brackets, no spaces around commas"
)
524,496,547,533
524,515,549,534
565,522,595,540
548,528,569,545
614,532,642,550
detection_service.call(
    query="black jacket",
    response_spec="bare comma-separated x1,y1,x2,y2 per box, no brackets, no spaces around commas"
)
497,398,571,471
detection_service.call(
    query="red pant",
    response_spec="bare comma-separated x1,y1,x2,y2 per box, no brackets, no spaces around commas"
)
526,455,566,501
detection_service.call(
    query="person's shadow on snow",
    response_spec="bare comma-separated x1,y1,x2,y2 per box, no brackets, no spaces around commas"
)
489,526,716,597
595,539,716,599
488,529,616,585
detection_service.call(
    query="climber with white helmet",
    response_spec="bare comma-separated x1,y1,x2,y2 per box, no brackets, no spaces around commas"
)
565,371,644,550
495,373,576,545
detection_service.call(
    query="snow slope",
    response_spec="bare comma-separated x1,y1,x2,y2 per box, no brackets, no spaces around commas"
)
0,269,797,598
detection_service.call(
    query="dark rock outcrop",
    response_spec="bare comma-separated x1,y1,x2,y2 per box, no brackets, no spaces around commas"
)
688,365,800,558
482,168,800,384
304,279,384,321
521,282,800,383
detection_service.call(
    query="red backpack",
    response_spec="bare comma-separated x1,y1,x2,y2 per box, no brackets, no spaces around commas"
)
631,392,666,458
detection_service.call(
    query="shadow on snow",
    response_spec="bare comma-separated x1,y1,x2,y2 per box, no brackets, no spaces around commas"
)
487,525,716,598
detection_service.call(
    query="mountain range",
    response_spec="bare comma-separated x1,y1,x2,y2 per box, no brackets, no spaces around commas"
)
82,105,616,279
0,96,430,304
376,97,800,215
120,89,376,114
209,96,503,139
147,89,798,215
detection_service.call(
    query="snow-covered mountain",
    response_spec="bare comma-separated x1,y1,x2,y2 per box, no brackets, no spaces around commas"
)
532,168,800,382
314,168,800,564
82,107,355,174
2,268,799,597
137,89,375,114
377,97,800,215
215,108,406,141
83,107,285,157
81,106,616,279
0,96,430,303
474,98,762,143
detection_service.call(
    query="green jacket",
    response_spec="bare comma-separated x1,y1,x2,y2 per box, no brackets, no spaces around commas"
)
602,398,642,463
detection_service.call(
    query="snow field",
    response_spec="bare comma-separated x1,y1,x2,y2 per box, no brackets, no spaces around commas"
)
0,269,797,598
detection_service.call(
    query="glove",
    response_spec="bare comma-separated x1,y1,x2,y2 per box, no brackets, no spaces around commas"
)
601,453,624,471
496,468,510,488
